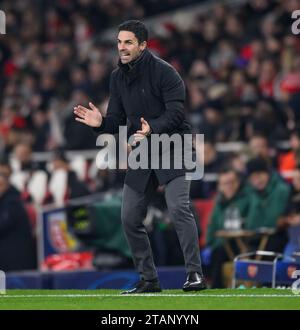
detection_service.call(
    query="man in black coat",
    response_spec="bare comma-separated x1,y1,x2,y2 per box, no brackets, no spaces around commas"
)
74,20,205,293
0,174,36,272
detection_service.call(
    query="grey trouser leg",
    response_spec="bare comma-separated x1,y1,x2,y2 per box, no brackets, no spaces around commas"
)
164,176,203,275
121,175,203,280
121,183,158,281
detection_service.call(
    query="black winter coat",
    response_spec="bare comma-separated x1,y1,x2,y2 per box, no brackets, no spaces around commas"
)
94,49,192,192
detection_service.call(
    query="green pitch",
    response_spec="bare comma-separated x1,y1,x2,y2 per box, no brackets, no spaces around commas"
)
0,289,299,310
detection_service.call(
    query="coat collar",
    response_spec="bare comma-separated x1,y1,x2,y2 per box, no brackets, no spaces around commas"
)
118,49,152,84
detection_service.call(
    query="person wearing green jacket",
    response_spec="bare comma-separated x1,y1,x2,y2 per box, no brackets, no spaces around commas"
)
206,168,256,288
246,157,290,252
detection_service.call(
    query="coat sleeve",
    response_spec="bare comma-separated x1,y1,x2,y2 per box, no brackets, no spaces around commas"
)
93,71,127,134
147,64,185,134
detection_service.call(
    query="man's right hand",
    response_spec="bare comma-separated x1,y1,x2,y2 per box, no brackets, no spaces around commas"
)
74,102,103,127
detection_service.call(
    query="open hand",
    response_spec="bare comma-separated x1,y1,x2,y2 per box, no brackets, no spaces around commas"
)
74,102,102,128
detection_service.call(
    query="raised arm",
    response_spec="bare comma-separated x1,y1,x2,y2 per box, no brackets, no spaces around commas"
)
74,71,127,134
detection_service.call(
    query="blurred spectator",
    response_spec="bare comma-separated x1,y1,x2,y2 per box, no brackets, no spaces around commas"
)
258,59,278,98
9,142,49,203
50,148,91,201
0,155,20,197
278,129,300,175
198,103,232,142
246,99,285,142
246,157,290,252
1,0,299,151
30,110,51,152
227,152,247,175
206,168,255,288
0,155,12,178
248,134,276,167
280,167,300,256
0,173,36,271
190,140,225,199
11,142,38,172
203,140,226,172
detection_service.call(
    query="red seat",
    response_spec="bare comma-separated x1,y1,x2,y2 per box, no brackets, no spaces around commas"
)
193,199,215,247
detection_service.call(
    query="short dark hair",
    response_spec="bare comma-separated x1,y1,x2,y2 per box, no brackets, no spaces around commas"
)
246,157,270,175
118,20,148,44
218,167,241,179
250,133,268,141
52,147,68,163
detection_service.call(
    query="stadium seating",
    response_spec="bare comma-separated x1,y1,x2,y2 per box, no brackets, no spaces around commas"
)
194,199,215,247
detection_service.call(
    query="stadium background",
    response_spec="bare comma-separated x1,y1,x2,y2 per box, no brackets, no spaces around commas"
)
0,0,300,292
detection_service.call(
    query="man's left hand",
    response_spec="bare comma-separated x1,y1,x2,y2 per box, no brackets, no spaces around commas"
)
133,117,152,145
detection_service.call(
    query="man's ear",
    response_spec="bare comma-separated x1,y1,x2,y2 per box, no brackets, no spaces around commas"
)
141,41,147,50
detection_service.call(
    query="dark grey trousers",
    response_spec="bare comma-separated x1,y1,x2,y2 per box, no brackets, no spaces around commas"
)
121,174,203,281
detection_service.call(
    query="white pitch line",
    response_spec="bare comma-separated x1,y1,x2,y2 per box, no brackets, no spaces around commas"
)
0,294,300,298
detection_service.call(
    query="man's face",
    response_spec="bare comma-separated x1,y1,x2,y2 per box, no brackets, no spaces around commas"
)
250,137,269,158
249,171,269,191
0,165,12,178
14,144,32,164
218,171,240,200
117,31,146,64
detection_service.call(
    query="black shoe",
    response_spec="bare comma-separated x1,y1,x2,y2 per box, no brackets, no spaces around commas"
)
183,272,207,292
121,279,162,294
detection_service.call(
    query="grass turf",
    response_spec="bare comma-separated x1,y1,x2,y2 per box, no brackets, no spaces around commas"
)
0,289,299,310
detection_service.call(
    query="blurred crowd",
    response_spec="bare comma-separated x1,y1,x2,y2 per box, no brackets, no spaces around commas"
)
1,0,300,281
0,0,300,154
